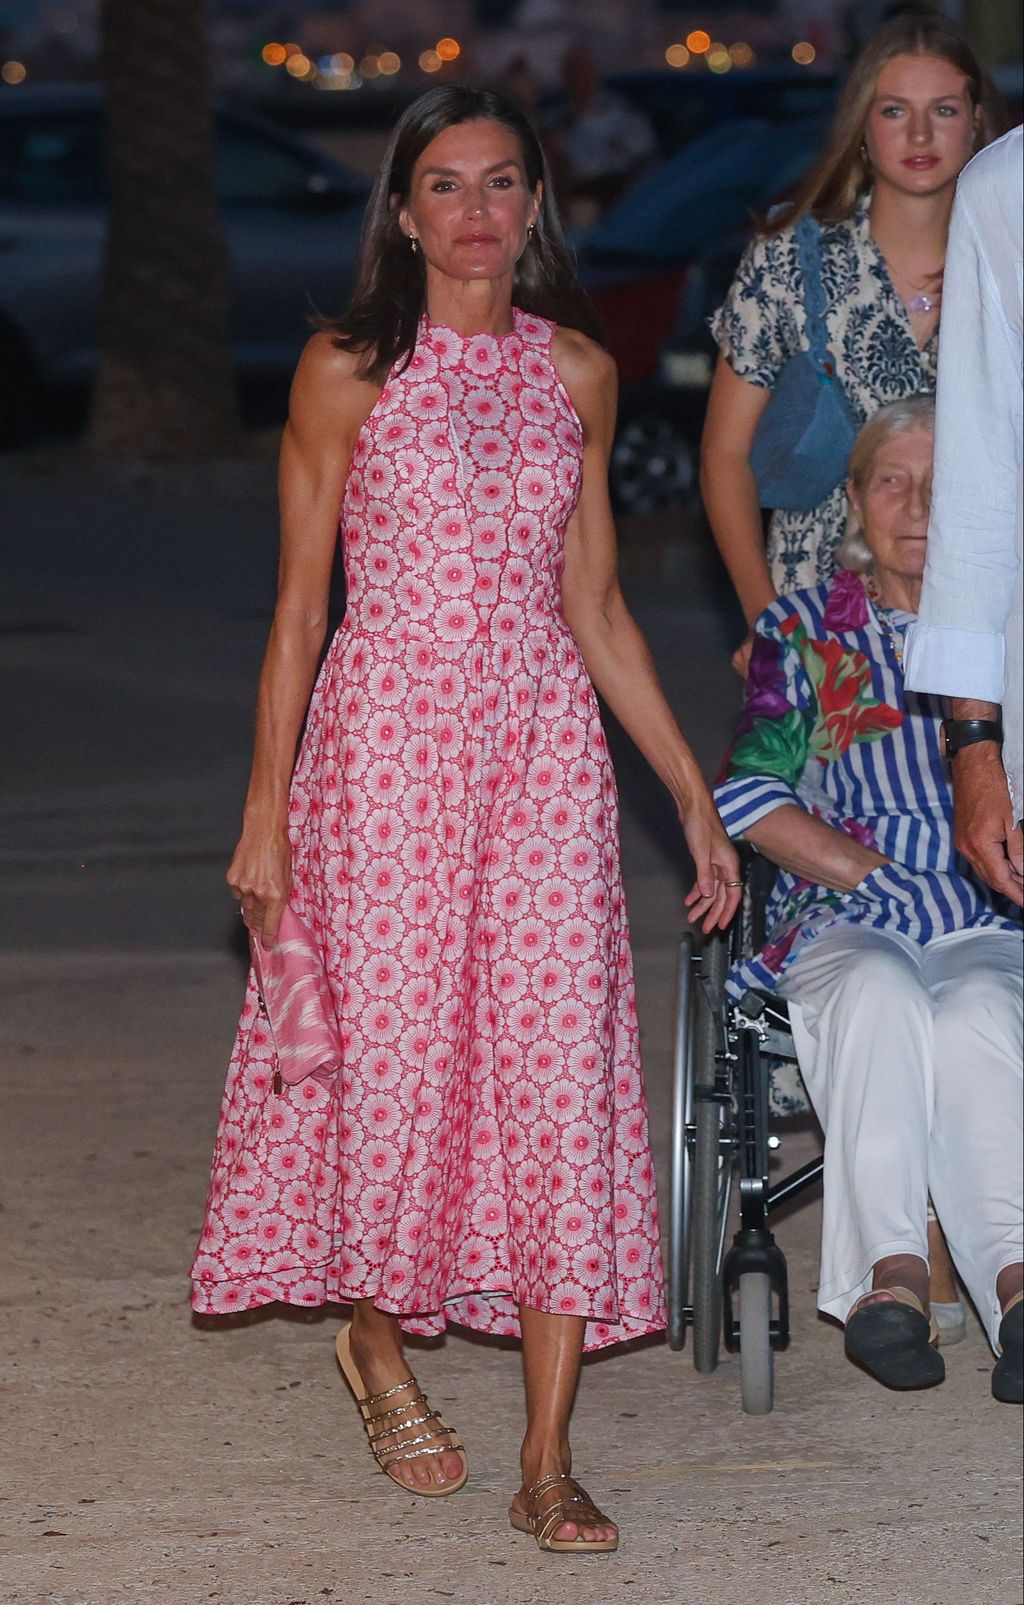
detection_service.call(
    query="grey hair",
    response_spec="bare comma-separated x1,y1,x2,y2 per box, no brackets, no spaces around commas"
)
837,394,936,573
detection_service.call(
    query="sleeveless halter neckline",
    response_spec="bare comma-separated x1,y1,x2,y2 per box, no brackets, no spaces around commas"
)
418,307,549,349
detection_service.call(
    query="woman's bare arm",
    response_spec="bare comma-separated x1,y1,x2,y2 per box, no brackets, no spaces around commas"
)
700,355,776,660
744,805,889,892
228,334,379,943
553,328,741,931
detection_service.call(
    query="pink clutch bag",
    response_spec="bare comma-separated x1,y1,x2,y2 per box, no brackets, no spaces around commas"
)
249,906,342,1091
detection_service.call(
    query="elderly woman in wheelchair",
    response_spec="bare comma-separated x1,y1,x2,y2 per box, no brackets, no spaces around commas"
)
712,396,1023,1400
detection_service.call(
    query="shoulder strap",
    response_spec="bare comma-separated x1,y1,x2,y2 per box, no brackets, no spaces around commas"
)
793,214,834,371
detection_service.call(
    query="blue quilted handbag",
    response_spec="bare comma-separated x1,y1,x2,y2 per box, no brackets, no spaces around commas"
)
748,213,857,512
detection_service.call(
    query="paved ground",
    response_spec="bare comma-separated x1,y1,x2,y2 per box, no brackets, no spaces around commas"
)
1,455,1020,1605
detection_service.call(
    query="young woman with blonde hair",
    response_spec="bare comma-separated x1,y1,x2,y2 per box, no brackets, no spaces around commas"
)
701,13,1004,673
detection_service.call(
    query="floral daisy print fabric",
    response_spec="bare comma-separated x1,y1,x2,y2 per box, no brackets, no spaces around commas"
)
191,310,666,1351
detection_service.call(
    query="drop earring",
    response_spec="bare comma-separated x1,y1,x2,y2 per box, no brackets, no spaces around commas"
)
409,235,419,254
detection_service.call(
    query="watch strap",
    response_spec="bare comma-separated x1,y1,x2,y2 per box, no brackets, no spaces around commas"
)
941,718,1003,759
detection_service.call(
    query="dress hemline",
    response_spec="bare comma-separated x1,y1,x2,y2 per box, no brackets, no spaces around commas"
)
191,1266,666,1354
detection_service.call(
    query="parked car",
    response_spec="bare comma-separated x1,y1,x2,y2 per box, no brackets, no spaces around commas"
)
539,66,838,164
580,113,832,516
0,85,369,445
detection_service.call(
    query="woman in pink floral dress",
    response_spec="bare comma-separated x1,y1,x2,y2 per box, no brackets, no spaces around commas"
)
191,86,739,1552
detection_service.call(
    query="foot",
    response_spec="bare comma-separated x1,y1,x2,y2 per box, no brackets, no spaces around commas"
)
348,1321,465,1492
845,1281,944,1391
992,1291,1023,1405
511,1459,618,1548
854,1252,931,1315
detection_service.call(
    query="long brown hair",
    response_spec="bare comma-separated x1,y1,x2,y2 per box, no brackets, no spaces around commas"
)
765,13,1006,234
321,86,602,380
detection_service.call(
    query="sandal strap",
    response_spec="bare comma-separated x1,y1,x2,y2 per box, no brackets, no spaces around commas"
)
378,1433,465,1469
527,1474,609,1542
359,1389,429,1424
358,1376,421,1408
360,1387,464,1475
367,1407,440,1445
849,1285,927,1321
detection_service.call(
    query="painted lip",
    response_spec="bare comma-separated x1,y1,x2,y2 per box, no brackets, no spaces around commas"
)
454,233,500,245
902,154,940,169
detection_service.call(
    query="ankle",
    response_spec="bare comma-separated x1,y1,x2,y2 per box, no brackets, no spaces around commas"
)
520,1436,571,1486
349,1307,405,1366
872,1254,930,1307
997,1265,1023,1313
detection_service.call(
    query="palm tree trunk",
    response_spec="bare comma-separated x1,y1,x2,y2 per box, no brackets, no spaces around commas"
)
88,0,241,458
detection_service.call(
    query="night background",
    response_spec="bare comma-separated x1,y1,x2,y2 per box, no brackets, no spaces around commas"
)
1,4,1022,1603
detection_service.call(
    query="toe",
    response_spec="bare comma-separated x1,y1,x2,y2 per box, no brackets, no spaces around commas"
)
441,1449,464,1482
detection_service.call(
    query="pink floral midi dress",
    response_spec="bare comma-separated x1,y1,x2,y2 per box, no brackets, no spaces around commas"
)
191,310,667,1350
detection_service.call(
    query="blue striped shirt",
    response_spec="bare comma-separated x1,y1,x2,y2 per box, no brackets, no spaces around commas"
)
714,573,1021,998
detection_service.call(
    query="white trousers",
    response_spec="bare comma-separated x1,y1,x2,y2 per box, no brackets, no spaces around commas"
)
779,925,1023,1348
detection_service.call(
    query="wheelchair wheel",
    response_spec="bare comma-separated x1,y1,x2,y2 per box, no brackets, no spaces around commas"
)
739,1271,774,1415
667,934,695,1350
691,931,731,1374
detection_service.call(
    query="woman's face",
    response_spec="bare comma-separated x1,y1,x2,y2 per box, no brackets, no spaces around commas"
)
849,427,934,584
864,53,978,198
399,119,541,283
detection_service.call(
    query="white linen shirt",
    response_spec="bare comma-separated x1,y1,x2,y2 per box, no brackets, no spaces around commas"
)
903,127,1024,818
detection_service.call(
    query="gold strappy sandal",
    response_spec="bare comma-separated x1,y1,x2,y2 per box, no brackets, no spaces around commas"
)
509,1472,619,1553
335,1322,468,1497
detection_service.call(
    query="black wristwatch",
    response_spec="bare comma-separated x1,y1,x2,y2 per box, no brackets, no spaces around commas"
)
940,718,1003,760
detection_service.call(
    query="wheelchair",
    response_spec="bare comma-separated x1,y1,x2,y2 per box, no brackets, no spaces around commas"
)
667,849,823,1414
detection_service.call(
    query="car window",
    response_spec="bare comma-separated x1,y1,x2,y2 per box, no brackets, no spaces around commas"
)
216,127,322,205
0,114,106,203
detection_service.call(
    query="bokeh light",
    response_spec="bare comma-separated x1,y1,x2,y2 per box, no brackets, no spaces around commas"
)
284,52,312,78
360,54,380,79
707,43,731,72
685,30,711,55
665,44,690,69
792,41,816,65
261,42,287,67
419,49,442,73
436,37,461,62
332,52,355,73
1,58,27,84
378,51,401,76
730,42,755,67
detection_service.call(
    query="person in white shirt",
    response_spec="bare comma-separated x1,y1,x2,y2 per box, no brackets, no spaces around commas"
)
904,127,1023,914
903,126,1023,1395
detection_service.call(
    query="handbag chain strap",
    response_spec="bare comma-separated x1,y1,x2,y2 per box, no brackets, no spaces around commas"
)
794,213,838,380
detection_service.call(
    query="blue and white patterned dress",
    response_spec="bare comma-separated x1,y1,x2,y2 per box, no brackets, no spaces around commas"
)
710,197,938,591
714,571,1021,1003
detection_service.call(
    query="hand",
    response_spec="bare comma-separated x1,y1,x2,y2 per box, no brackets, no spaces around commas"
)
680,797,743,933
731,630,755,678
227,823,293,946
951,744,1024,907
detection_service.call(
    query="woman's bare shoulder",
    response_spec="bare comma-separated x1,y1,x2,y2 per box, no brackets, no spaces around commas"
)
550,326,617,447
290,332,381,436
550,325,616,392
